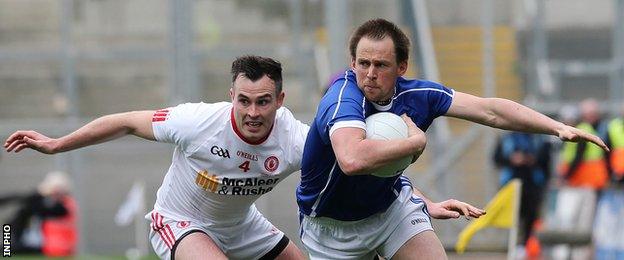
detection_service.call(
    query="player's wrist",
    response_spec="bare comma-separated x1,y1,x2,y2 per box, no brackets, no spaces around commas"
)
48,138,65,154
550,122,567,139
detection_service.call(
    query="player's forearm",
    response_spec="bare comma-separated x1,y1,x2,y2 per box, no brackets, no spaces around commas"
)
485,98,561,135
341,135,425,175
54,113,140,153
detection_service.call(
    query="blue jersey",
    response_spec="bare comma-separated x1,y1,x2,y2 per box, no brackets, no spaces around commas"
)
297,70,454,221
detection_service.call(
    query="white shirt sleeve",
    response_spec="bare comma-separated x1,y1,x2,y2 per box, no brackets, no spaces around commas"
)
328,120,366,138
293,118,310,159
277,107,310,169
152,102,212,153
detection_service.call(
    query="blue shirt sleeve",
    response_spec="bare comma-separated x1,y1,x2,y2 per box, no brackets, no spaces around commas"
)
426,82,454,118
315,76,366,145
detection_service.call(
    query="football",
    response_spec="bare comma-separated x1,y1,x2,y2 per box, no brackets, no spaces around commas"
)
365,112,413,177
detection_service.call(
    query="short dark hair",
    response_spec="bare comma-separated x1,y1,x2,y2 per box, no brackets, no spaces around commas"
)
348,18,410,64
231,55,283,93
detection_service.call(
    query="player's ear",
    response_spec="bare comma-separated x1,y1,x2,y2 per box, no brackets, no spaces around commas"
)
398,61,408,76
229,88,234,101
276,91,285,107
350,58,356,70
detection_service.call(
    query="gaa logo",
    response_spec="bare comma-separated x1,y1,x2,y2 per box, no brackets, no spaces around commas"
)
264,156,279,173
211,146,230,159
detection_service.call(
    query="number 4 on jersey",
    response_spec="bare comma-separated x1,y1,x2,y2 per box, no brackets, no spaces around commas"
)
238,161,251,172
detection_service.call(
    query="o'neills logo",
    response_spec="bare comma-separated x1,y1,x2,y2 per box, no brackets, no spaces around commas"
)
236,150,258,161
195,170,219,192
264,156,279,172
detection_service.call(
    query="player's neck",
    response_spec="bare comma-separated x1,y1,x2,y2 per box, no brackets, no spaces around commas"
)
374,99,391,106
373,88,395,106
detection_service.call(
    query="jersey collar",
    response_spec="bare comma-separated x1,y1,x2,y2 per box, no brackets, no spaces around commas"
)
372,99,393,111
230,108,273,145
371,85,397,111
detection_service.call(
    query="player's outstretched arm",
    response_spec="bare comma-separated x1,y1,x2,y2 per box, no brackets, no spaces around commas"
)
4,111,156,154
412,187,486,220
445,91,609,151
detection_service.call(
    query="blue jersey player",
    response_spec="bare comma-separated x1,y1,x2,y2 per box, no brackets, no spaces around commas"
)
297,19,608,259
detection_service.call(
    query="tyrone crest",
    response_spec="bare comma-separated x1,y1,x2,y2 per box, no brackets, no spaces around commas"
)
177,221,190,229
264,156,279,173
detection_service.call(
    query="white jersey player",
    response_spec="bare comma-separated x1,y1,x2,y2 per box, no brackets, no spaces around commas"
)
149,101,307,260
4,56,309,260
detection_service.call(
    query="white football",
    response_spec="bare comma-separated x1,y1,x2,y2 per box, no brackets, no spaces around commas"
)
365,112,413,177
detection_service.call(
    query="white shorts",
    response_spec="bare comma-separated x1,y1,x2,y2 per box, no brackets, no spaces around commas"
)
300,185,433,260
148,205,286,260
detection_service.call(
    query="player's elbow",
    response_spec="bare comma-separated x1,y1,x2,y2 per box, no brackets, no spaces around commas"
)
337,156,370,176
411,134,427,154
482,98,512,128
483,110,500,128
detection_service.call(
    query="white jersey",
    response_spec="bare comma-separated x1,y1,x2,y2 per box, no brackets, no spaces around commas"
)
150,102,309,224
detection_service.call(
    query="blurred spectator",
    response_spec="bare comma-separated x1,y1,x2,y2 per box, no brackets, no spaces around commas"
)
0,171,77,257
606,103,624,183
558,104,580,127
558,98,609,190
493,132,551,246
553,104,579,182
594,103,624,258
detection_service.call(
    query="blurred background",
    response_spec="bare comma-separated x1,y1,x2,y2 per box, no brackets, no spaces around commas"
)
1,0,623,259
